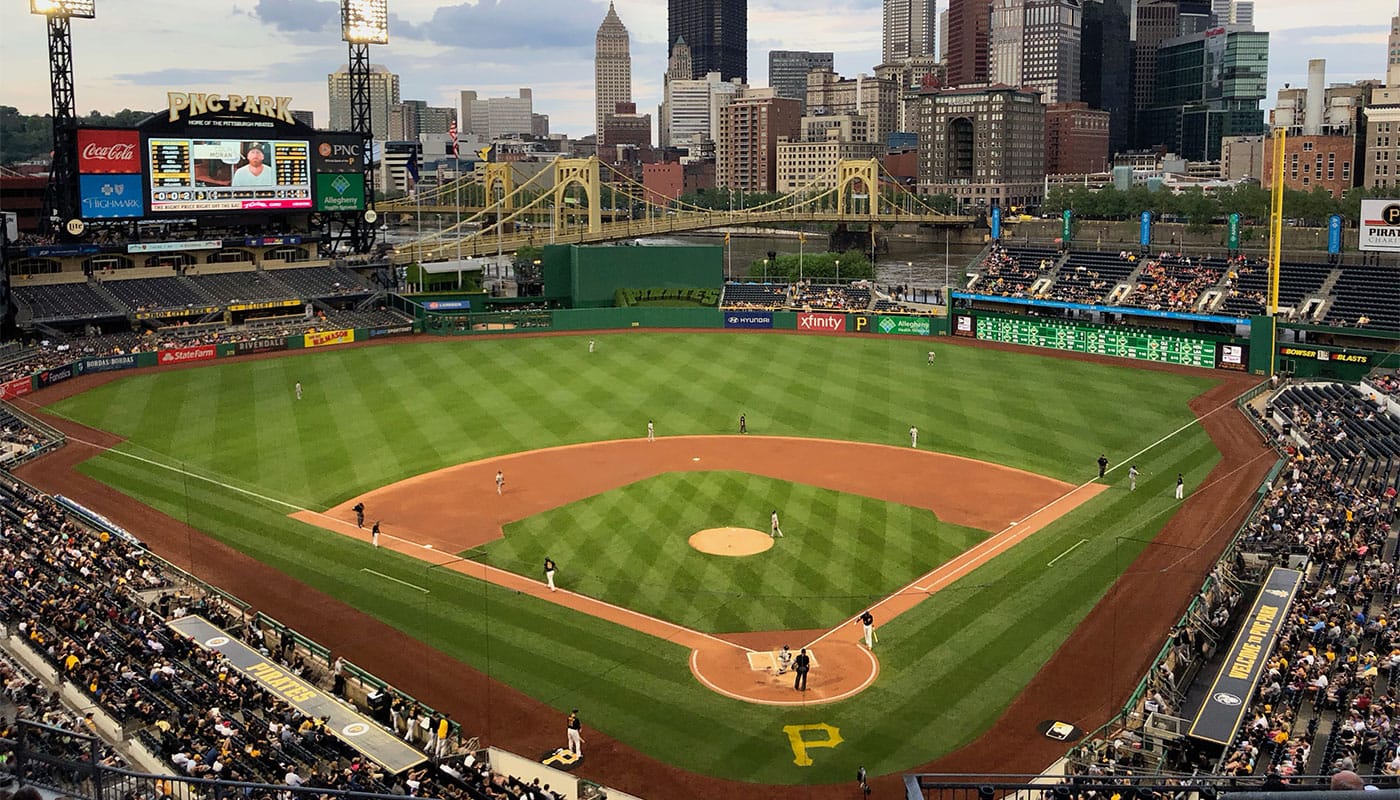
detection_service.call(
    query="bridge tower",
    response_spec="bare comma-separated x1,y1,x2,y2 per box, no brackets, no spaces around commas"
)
483,163,515,213
835,160,881,220
552,157,602,235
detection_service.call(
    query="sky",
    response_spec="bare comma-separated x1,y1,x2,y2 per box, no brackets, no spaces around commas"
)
0,0,1394,140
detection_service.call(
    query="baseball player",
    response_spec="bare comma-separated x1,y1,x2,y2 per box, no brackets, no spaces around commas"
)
1097,454,1109,479
588,339,595,353
1175,473,1185,500
295,382,303,400
909,425,919,448
857,610,875,648
496,470,504,495
927,350,935,365
544,556,557,591
770,509,783,538
566,710,583,756
371,521,380,548
1128,465,1139,492
353,502,365,529
776,645,793,674
739,414,747,434
647,420,655,442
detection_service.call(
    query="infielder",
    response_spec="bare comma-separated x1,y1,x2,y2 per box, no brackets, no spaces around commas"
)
909,425,919,448
647,420,655,442
544,556,557,591
857,610,875,648
770,509,784,538
371,521,380,548
496,470,505,495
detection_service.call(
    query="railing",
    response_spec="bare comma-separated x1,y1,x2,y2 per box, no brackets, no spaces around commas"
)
903,773,1396,799
0,399,67,464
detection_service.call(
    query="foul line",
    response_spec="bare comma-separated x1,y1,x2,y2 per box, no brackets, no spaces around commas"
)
361,568,429,593
1047,539,1088,567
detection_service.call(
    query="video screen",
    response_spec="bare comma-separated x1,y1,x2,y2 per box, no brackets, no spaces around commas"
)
148,137,312,212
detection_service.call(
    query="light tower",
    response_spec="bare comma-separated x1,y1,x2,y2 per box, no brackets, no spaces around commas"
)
341,0,388,252
31,0,95,237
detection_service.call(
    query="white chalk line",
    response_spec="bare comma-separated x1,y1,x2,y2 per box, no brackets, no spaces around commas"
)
361,568,429,593
1047,539,1089,567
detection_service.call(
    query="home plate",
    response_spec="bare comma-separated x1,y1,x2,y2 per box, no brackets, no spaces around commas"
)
425,544,434,549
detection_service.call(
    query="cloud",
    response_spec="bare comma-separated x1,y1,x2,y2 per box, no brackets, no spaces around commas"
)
1305,31,1389,47
243,0,338,35
393,0,609,51
111,67,266,86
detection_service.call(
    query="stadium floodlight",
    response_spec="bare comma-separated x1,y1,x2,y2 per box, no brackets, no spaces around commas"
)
29,0,95,17
341,0,388,44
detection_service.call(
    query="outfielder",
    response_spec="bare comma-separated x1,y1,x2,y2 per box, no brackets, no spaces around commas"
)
910,425,919,448
295,382,303,400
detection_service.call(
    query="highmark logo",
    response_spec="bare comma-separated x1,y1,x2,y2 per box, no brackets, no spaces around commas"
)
878,317,897,334
331,175,351,195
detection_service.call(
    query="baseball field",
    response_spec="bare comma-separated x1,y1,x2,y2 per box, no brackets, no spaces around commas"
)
19,331,1267,795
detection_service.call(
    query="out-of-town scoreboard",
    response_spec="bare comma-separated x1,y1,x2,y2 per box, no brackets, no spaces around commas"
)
954,314,1248,370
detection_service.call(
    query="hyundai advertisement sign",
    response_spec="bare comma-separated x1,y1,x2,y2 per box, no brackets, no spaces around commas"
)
80,174,144,219
724,312,774,329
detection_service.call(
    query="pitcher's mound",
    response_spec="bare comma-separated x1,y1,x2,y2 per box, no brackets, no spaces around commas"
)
689,527,773,556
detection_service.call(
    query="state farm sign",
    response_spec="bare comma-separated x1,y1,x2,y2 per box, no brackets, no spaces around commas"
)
797,312,846,333
77,129,141,174
157,345,217,366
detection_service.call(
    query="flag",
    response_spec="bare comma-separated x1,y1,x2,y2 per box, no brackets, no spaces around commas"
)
405,157,420,195
449,120,459,158
724,232,731,244
798,232,806,243
477,144,493,162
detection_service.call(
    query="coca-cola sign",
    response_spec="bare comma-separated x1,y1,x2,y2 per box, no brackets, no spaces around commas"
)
77,129,142,174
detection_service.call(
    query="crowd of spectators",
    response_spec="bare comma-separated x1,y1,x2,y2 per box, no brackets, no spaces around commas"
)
1372,372,1400,398
1049,264,1116,304
1124,253,1224,312
790,281,871,311
1222,257,1269,315
971,245,1052,298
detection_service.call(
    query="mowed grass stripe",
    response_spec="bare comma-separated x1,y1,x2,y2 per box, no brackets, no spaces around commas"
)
48,333,1230,783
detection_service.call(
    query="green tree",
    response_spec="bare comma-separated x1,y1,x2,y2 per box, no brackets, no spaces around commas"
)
746,249,873,282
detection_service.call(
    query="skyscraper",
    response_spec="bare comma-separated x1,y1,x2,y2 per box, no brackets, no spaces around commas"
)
768,50,834,114
947,0,993,87
1138,26,1268,160
1389,5,1400,87
595,2,633,145
1210,0,1253,26
883,0,937,64
989,0,1083,105
669,0,748,82
328,64,400,141
1080,0,1134,155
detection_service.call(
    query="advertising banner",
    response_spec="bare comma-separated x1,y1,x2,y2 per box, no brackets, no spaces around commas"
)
990,206,1002,240
136,306,219,320
796,312,846,333
312,136,365,174
1188,567,1301,744
424,300,471,311
27,245,100,258
234,338,287,355
228,299,300,312
1277,345,1370,365
243,235,304,247
157,345,217,366
36,362,82,389
77,129,142,174
127,240,222,254
1214,342,1249,372
1061,209,1073,243
368,325,414,338
1359,200,1400,253
306,329,355,348
1140,211,1152,247
953,314,977,338
1327,214,1343,255
876,315,931,336
80,174,144,219
316,173,366,212
0,377,33,401
723,311,773,329
82,354,138,374
1227,212,1241,251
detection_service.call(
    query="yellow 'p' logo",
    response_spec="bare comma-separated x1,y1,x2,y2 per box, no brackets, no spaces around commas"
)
783,723,843,766
542,749,579,767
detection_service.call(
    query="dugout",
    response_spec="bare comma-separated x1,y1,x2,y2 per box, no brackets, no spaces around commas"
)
540,244,722,308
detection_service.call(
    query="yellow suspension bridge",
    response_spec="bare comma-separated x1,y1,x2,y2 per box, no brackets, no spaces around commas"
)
380,157,973,265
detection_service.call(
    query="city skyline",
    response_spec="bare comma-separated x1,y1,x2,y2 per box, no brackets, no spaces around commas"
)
0,0,1392,142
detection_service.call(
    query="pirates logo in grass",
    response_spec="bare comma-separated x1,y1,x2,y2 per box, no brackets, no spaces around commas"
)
541,748,582,770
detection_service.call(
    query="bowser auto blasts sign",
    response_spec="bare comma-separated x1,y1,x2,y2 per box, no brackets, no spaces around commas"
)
157,345,217,366
77,130,141,174
796,312,846,333
0,378,32,401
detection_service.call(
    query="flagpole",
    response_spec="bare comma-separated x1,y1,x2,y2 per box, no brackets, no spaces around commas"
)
453,121,462,264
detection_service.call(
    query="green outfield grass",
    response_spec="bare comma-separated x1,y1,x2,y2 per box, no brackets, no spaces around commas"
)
484,471,988,632
44,332,1227,784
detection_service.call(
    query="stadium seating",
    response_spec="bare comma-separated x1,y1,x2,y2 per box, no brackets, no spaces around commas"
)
791,283,871,310
720,282,789,309
264,267,378,299
99,277,218,314
1325,264,1400,331
970,245,1060,298
1120,254,1225,312
1047,252,1139,304
184,271,299,305
1219,260,1332,319
12,282,127,323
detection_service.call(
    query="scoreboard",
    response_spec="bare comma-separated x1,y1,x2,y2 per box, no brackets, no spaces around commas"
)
954,314,1248,371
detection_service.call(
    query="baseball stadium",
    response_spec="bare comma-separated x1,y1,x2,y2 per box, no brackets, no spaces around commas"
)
4,6,1400,800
